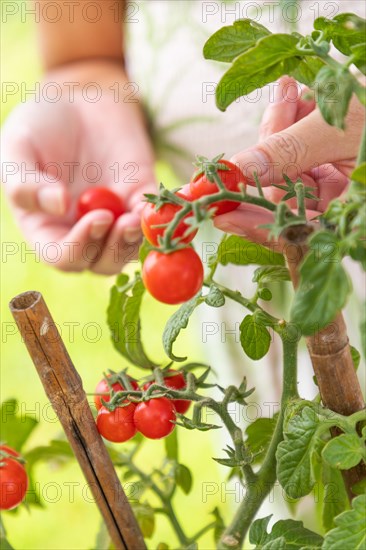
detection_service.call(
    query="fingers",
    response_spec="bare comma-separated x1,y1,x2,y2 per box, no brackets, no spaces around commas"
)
259,77,300,141
1,132,69,216
233,94,364,187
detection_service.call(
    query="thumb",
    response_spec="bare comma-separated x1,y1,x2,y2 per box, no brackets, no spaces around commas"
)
232,99,363,187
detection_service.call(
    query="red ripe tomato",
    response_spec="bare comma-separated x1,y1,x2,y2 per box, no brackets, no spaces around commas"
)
0,446,28,510
96,405,137,443
94,376,139,411
142,248,204,305
77,187,125,221
141,187,196,246
143,370,190,414
190,159,246,215
134,398,176,439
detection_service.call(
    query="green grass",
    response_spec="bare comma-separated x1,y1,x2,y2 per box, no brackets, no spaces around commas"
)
0,11,227,550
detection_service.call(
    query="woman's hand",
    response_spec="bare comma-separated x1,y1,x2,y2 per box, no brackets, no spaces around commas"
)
214,77,365,244
2,60,156,274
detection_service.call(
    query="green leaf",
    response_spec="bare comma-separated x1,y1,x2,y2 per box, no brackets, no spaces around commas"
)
240,315,271,360
164,430,178,461
322,434,365,470
351,163,366,186
323,494,366,549
217,236,284,267
139,238,153,265
350,346,361,370
352,478,366,496
0,517,14,550
212,507,226,544
253,266,291,285
107,274,158,369
250,515,323,549
290,57,324,87
277,407,319,498
245,415,278,464
215,33,301,110
205,285,225,307
162,294,202,361
322,463,350,531
203,19,270,62
290,231,352,336
315,65,355,129
24,440,74,468
0,400,38,451
350,43,366,75
175,464,193,495
132,502,155,539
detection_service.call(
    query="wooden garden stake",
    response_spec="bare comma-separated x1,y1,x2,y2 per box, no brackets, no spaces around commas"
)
9,291,146,550
280,225,366,497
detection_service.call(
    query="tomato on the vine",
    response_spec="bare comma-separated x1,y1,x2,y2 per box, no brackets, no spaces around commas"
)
134,398,176,439
0,445,28,510
142,248,204,305
143,370,190,414
77,187,125,221
190,159,246,215
94,375,139,411
96,405,137,443
141,186,196,246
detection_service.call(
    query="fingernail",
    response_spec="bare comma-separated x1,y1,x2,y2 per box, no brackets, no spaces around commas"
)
38,187,65,215
233,149,270,181
90,220,112,240
215,221,247,237
124,227,142,242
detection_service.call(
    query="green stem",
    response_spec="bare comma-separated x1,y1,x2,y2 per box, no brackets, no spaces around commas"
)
295,182,306,220
349,122,366,196
218,336,299,549
189,521,217,543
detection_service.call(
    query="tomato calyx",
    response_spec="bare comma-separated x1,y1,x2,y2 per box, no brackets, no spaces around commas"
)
192,153,230,183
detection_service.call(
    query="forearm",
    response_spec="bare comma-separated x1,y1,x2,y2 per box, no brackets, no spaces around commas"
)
36,0,124,70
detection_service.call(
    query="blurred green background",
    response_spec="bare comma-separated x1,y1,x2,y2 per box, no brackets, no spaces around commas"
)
0,7,225,549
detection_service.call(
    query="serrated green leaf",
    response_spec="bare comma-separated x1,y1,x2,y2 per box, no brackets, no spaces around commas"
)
323,494,366,549
175,464,192,495
0,400,38,451
315,65,355,129
290,231,351,336
250,515,323,549
277,407,319,498
205,285,225,307
162,294,202,361
203,19,270,62
245,415,278,464
253,266,291,285
322,434,365,470
240,315,271,360
217,236,284,267
132,503,155,539
107,275,158,369
215,34,300,110
322,463,350,531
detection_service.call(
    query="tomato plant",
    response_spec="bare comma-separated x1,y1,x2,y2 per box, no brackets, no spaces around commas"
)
133,398,176,440
141,197,196,246
142,248,204,305
77,187,125,221
143,370,190,414
94,375,139,410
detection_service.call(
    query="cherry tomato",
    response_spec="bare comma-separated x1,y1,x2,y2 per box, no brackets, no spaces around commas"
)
190,159,246,215
141,187,196,246
0,446,28,510
96,405,137,443
134,398,176,439
142,248,204,305
94,376,139,411
143,370,190,414
77,187,125,221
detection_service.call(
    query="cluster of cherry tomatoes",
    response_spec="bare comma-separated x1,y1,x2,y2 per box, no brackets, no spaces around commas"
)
0,445,28,510
141,160,246,305
95,370,190,442
76,159,246,305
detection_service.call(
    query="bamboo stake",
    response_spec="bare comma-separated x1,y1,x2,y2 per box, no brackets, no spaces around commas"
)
280,225,366,497
9,291,146,550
